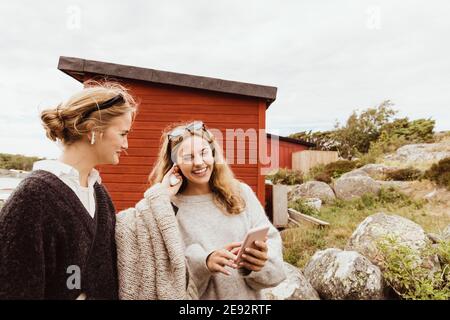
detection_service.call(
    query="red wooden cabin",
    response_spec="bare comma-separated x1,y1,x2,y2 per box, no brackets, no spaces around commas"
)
58,56,277,211
265,133,315,170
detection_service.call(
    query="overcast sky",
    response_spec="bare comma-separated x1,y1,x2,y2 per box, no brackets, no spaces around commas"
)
1,0,449,159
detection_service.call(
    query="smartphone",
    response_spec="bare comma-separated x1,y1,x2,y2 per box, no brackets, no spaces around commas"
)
235,225,270,264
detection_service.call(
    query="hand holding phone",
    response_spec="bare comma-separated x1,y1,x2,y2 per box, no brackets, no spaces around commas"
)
235,225,270,264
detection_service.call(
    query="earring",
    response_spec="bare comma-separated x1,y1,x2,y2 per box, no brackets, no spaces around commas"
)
90,132,96,145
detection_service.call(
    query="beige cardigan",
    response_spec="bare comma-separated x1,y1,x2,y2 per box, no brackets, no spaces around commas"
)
115,183,198,300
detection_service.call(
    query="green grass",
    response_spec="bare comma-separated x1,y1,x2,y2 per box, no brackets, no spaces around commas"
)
282,187,450,269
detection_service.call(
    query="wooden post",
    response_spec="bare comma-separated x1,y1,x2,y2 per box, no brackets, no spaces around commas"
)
272,184,288,228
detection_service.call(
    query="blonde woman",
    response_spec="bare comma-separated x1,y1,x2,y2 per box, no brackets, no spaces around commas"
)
0,81,138,299
149,121,286,299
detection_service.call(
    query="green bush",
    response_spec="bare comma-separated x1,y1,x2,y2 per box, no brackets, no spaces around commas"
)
385,167,423,181
0,153,43,171
377,236,450,300
424,157,450,190
310,160,358,183
267,168,304,185
357,133,409,165
380,118,435,144
313,172,333,184
290,101,436,161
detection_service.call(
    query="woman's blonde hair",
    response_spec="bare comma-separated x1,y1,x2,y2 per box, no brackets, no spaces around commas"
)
40,80,138,145
149,121,246,215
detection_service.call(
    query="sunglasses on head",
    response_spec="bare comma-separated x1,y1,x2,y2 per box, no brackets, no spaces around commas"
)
168,121,211,141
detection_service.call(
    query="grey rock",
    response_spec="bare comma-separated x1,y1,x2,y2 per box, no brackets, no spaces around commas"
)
304,248,388,300
333,176,381,200
346,213,431,268
288,181,336,203
358,164,399,177
304,198,322,211
262,262,320,300
340,169,369,179
384,142,450,163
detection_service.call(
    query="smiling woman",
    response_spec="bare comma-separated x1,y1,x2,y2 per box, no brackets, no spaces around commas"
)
142,121,287,300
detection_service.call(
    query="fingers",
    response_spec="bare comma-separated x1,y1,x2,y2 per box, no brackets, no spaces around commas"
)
230,247,241,255
241,252,266,267
220,249,237,261
224,242,242,251
239,261,263,272
217,257,238,269
243,247,268,260
207,250,238,276
254,240,268,252
239,240,269,271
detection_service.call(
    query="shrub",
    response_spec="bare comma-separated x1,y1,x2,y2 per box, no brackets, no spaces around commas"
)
314,172,332,184
0,153,43,171
378,187,425,209
385,167,423,181
377,236,450,300
288,198,320,216
267,168,304,185
380,118,435,144
310,160,358,183
424,157,450,190
291,100,397,159
357,133,409,165
291,103,435,162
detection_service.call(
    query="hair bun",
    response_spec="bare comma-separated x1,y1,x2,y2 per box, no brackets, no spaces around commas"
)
40,106,66,141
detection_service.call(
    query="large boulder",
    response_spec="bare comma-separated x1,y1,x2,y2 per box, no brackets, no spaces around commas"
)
340,169,369,179
346,213,430,267
262,262,320,300
340,164,400,180
333,176,381,200
359,164,399,178
303,248,388,300
384,142,450,163
288,181,336,203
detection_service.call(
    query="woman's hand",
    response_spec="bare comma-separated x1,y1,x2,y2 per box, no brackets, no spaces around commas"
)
161,164,183,196
238,237,269,272
206,242,241,276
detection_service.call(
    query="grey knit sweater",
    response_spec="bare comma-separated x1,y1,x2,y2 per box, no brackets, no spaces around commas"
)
115,183,198,300
172,182,286,299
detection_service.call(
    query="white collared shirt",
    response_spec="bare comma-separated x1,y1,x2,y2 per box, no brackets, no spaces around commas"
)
32,159,101,218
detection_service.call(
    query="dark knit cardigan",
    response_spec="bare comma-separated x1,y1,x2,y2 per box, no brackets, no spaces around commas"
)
0,170,118,300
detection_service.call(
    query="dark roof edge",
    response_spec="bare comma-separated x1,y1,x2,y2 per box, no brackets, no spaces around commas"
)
267,133,316,148
58,56,277,105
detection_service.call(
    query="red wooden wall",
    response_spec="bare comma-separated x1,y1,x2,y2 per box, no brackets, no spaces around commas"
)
265,136,309,170
94,79,267,211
